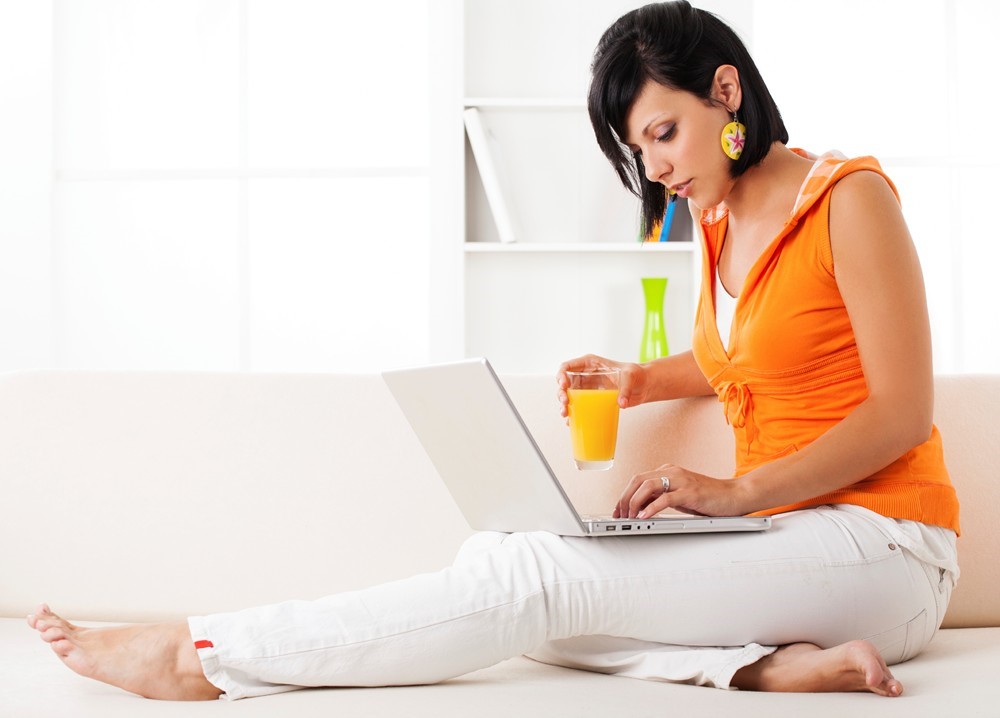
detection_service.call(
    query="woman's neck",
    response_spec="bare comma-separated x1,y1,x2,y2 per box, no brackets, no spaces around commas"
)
724,144,814,224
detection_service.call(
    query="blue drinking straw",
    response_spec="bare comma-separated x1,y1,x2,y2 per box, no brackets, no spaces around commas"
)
659,195,677,242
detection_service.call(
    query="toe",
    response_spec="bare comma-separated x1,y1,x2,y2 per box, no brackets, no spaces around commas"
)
50,638,74,658
27,603,51,628
863,654,901,697
35,607,78,633
885,676,903,697
40,625,68,644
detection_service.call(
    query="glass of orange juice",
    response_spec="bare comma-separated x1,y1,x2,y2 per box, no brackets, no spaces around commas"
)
566,368,621,470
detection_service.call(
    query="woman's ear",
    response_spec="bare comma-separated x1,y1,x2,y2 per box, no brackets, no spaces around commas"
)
713,65,742,113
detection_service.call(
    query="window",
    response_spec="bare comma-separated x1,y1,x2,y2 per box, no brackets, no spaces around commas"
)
751,0,999,373
4,0,432,372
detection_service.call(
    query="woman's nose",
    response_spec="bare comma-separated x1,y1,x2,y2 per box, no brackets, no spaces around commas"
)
643,151,671,184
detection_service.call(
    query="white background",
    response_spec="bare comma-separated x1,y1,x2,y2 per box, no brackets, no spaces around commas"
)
0,0,996,374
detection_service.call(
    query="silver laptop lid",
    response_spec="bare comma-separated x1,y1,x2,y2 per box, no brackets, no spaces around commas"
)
383,358,590,536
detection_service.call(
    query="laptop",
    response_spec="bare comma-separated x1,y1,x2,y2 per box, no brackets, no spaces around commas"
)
382,358,771,537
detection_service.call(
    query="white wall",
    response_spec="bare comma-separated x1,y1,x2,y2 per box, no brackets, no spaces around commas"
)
0,2,53,370
0,1,996,374
750,0,1000,374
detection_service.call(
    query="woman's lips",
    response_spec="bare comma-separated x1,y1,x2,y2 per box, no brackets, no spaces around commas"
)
672,180,692,198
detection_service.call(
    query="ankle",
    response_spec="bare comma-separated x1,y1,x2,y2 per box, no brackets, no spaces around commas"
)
173,623,221,700
731,643,821,692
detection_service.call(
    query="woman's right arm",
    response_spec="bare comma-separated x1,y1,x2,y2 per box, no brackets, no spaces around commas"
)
557,350,713,418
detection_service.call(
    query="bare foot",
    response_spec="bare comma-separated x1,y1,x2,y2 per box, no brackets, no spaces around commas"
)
27,604,221,701
731,640,903,696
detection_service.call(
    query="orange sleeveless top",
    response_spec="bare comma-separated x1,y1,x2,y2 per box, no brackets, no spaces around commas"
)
691,152,960,534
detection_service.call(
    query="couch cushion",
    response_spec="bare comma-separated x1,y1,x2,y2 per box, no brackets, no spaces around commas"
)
2,618,998,716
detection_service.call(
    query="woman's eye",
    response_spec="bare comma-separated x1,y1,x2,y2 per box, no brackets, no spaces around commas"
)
655,125,675,142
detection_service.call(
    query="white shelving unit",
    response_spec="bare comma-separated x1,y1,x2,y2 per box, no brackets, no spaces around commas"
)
464,98,585,108
463,243,695,254
454,0,703,374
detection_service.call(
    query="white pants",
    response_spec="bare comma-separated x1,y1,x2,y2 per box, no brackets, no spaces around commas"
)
188,506,955,700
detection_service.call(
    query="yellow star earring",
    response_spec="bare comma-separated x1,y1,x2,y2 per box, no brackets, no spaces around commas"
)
721,110,746,161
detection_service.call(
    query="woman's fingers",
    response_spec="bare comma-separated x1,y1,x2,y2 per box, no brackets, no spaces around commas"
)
616,475,643,518
617,368,638,408
556,387,569,417
557,354,621,416
628,475,671,518
617,470,674,519
636,493,674,520
557,354,610,383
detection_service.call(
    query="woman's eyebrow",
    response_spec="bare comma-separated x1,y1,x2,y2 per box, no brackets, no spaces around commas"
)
625,113,670,146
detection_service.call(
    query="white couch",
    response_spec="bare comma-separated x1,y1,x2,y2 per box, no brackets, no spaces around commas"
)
1,370,998,717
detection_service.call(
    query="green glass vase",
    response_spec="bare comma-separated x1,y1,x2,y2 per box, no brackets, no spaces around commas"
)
639,277,669,363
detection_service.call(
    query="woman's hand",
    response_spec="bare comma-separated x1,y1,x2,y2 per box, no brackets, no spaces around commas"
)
556,354,649,418
614,464,753,519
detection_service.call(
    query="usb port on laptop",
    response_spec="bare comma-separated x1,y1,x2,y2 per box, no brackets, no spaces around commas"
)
621,525,632,531
605,525,616,531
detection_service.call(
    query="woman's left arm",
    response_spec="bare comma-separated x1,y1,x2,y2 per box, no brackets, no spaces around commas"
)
624,170,934,519
734,170,933,511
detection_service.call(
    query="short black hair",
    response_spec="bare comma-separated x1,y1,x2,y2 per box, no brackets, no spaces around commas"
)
588,0,788,236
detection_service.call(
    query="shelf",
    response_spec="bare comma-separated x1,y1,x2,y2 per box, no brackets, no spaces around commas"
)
464,97,586,109
459,2,701,372
464,242,695,253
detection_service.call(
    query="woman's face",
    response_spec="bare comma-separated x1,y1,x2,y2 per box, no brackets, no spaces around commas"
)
623,80,734,209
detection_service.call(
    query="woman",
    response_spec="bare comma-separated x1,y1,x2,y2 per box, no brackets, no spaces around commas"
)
28,1,958,700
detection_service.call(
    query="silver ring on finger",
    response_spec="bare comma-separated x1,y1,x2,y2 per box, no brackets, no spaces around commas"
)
660,476,670,492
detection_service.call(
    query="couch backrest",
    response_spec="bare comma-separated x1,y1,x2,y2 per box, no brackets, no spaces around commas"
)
0,371,996,629
0,371,473,622
924,376,1000,628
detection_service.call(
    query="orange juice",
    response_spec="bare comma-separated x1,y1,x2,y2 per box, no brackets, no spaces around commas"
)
568,388,620,470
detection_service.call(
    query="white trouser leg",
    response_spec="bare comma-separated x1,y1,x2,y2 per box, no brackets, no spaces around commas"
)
188,506,948,700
